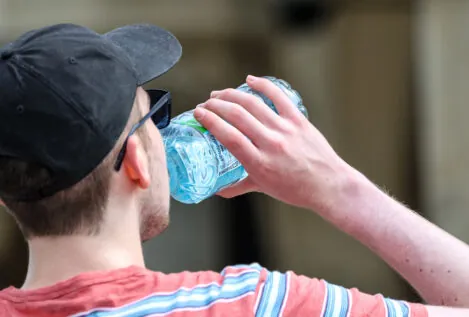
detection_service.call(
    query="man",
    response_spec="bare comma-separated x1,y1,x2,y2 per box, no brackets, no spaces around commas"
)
0,22,467,317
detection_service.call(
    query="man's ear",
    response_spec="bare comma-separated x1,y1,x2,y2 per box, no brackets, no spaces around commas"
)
121,135,150,189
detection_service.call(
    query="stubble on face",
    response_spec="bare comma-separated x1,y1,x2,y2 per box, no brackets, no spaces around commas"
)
136,89,171,242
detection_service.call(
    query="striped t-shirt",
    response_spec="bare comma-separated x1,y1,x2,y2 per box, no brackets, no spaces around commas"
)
0,264,428,317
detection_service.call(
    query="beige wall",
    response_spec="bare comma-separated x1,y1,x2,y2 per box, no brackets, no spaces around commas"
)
0,0,269,40
415,0,469,243
254,3,417,299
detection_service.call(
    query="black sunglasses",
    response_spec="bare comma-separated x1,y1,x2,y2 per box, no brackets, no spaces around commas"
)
114,89,172,171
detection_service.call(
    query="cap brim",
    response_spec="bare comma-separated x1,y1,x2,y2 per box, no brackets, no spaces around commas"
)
104,24,182,86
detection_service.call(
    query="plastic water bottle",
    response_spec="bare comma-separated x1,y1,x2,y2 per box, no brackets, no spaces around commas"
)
161,76,308,204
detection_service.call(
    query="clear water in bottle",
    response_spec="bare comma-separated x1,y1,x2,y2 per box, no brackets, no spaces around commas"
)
161,76,308,204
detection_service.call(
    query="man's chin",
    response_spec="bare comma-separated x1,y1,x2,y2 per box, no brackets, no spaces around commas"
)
140,215,170,243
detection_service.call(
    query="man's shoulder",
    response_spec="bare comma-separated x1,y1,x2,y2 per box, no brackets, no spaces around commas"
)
68,263,267,317
147,263,266,297
158,263,265,279
0,264,268,317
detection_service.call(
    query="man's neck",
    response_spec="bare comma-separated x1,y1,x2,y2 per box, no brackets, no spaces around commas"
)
22,216,145,290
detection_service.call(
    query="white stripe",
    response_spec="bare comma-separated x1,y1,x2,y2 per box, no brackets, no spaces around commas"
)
253,281,266,314
382,295,389,317
145,292,253,316
263,272,282,316
331,285,343,317
319,281,329,317
403,302,412,317
346,289,352,317
70,269,260,317
391,299,403,317
71,274,258,317
106,277,259,317
278,272,290,317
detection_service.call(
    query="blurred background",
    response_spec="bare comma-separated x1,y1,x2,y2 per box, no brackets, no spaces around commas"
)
0,0,468,303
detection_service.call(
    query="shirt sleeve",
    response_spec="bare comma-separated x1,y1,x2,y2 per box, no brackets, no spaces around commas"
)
250,265,428,317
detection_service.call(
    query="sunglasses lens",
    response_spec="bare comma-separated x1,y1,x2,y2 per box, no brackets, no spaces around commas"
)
148,90,171,129
153,107,169,128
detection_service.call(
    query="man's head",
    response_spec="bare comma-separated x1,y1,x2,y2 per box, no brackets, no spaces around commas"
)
0,23,181,240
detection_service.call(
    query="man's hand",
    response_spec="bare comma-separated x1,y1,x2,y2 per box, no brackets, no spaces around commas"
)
195,75,469,307
194,75,350,210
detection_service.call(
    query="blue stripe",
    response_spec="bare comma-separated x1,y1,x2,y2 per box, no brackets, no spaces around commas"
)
339,287,349,317
323,283,349,317
271,273,288,316
384,299,410,317
385,298,396,317
78,270,260,317
255,272,274,317
323,283,335,317
399,301,410,317
322,282,330,317
255,271,288,317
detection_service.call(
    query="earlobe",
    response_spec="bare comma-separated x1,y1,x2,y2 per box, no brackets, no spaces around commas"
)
122,136,151,189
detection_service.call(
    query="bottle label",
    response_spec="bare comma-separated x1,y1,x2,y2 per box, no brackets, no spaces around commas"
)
179,117,207,134
171,111,242,176
206,133,242,175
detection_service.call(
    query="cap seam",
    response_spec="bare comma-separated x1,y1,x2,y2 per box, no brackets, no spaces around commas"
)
10,58,101,135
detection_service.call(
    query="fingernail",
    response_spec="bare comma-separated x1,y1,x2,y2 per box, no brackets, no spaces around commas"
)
211,90,221,98
247,75,258,83
196,102,206,108
194,107,207,120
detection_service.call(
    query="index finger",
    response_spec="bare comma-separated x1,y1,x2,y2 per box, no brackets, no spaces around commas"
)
193,106,261,169
211,88,282,129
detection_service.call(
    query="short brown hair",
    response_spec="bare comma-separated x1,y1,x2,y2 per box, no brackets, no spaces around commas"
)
0,102,143,239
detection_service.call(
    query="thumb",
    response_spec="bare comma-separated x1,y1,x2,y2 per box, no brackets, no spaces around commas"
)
216,177,257,198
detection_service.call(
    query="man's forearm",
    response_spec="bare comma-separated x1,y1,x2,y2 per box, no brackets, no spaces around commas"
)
427,306,469,316
315,166,469,306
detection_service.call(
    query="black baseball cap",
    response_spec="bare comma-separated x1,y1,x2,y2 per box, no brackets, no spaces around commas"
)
0,23,182,202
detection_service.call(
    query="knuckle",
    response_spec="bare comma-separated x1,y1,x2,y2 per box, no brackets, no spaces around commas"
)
269,135,287,153
225,88,237,96
226,135,244,151
257,156,274,176
252,155,265,171
198,111,213,127
204,98,218,109
255,77,270,87
246,92,263,107
228,105,244,121
218,88,237,100
261,78,278,93
290,109,306,123
237,92,262,112
280,121,296,135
